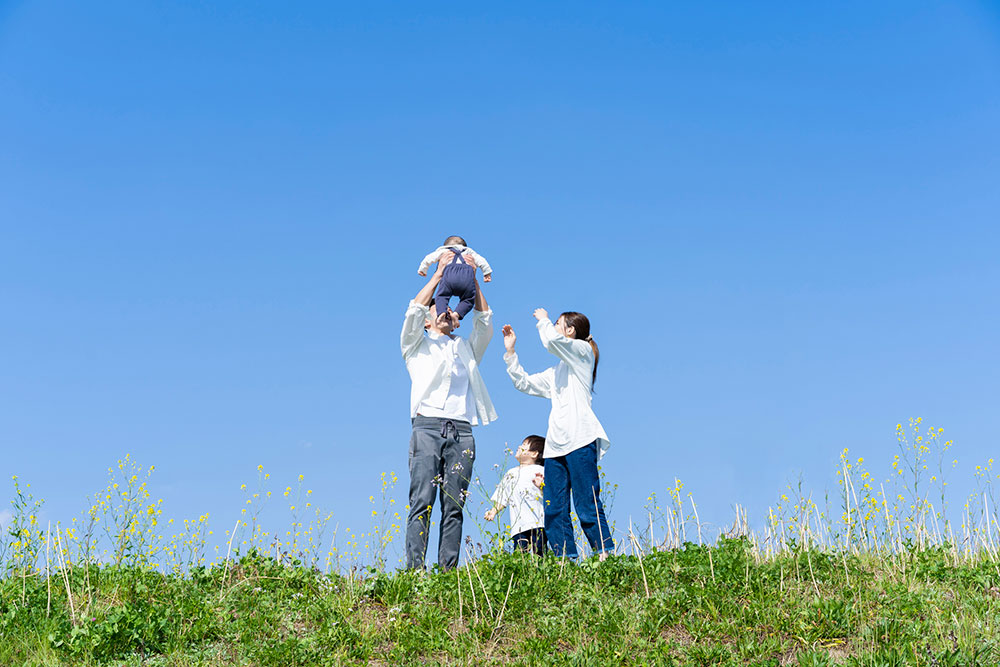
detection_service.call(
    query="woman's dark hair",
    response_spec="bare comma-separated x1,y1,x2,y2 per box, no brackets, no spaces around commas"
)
559,311,599,386
523,435,545,463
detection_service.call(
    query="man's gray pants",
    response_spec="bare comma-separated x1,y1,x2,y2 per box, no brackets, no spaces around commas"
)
406,416,476,569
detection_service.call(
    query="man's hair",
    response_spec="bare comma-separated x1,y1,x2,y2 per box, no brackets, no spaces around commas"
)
523,435,545,463
443,235,467,247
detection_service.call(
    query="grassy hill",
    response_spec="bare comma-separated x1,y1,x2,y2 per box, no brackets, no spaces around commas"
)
5,421,999,664
3,540,1000,666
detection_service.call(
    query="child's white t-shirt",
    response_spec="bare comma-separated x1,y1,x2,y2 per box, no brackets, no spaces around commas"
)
491,464,545,535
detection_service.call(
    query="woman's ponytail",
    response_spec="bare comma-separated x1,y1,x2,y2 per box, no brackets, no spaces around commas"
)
587,336,600,387
560,312,599,387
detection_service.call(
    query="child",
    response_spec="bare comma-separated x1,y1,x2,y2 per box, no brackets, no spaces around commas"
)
501,309,614,560
484,435,546,555
417,236,493,325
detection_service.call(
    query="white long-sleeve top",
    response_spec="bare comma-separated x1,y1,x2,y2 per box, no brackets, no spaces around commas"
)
417,245,493,277
401,299,498,426
491,464,545,535
504,318,610,459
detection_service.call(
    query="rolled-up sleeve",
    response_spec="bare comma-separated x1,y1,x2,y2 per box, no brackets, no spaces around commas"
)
537,318,594,387
401,300,429,360
537,318,587,363
468,308,493,363
504,352,553,398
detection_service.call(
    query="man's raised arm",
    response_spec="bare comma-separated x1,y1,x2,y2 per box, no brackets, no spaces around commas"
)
414,255,447,306
401,257,447,359
468,273,493,362
473,271,489,313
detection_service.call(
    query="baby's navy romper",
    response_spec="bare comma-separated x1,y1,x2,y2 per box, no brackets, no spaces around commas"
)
434,248,477,320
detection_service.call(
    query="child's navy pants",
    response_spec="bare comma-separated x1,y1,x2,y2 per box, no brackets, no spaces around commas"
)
512,528,546,556
435,249,476,320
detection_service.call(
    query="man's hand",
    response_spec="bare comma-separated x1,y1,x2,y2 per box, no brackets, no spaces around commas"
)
483,273,492,283
533,308,549,321
436,252,453,274
413,258,447,307
502,325,516,354
484,508,497,521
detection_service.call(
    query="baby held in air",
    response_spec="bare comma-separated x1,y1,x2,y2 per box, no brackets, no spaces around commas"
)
417,235,493,327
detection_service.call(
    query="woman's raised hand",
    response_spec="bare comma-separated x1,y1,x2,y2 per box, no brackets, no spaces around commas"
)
533,308,549,321
502,324,516,353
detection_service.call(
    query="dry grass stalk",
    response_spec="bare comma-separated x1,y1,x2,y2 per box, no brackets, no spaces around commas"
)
843,462,852,551
628,518,650,599
219,519,241,599
456,564,463,625
805,548,820,597
691,497,702,545
45,521,51,618
490,572,515,639
55,526,76,624
466,545,493,617
593,489,605,555
464,560,479,623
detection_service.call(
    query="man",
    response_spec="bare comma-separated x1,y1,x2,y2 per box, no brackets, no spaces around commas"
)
400,251,497,569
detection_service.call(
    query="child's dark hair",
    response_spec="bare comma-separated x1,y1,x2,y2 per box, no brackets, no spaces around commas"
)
559,311,599,386
443,235,467,247
523,435,545,463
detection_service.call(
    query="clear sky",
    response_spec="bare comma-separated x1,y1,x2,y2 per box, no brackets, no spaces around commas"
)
2,1,999,562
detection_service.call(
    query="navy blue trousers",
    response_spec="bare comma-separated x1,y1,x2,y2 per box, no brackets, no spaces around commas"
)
435,263,476,320
512,527,546,556
543,441,614,558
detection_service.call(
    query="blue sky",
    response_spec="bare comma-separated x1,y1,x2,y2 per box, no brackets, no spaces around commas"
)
2,1,999,562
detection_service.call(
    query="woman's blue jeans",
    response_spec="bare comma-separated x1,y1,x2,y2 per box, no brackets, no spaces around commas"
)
543,441,614,558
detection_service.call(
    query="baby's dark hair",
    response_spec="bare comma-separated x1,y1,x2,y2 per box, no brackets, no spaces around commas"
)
523,435,545,463
443,235,467,247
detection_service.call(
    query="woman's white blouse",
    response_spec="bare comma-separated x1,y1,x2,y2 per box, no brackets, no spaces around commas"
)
504,318,610,459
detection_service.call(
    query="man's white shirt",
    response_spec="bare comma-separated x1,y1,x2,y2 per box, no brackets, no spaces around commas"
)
491,464,545,535
401,299,497,426
415,334,475,421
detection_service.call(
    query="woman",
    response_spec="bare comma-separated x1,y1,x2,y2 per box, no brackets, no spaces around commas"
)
502,308,613,559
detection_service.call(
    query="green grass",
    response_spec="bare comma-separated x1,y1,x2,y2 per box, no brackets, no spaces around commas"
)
3,539,1000,666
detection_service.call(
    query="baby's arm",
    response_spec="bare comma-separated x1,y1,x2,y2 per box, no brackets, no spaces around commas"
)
417,247,446,276
466,249,493,282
